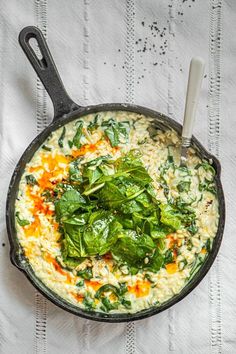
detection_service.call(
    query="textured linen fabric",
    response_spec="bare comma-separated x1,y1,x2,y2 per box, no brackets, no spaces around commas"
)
0,0,235,353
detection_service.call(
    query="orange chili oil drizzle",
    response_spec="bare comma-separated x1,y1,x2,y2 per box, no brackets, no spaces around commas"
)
128,280,151,297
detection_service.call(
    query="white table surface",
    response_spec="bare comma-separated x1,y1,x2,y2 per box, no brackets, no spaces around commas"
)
0,0,235,353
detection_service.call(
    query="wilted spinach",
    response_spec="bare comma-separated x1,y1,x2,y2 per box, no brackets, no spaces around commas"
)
101,118,130,147
58,126,66,148
72,121,84,148
77,267,93,280
87,114,99,132
111,230,156,267
69,158,83,183
54,150,188,272
15,212,30,226
83,212,122,255
42,145,51,151
177,181,191,193
55,189,86,219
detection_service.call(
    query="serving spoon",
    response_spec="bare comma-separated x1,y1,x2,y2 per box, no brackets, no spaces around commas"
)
180,57,205,166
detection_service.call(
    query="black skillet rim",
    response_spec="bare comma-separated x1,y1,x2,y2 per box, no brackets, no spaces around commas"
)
6,103,225,323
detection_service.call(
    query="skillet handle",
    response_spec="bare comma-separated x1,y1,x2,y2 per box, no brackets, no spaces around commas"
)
19,26,81,119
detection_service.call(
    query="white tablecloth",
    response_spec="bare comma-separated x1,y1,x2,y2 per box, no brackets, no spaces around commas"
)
0,0,235,353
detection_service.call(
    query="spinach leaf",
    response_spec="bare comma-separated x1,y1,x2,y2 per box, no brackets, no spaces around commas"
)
116,215,133,229
176,165,191,177
177,181,191,193
85,155,112,168
15,212,30,226
195,161,216,195
83,293,96,310
54,182,74,195
57,255,84,270
102,118,130,147
205,238,212,252
150,225,170,239
146,184,156,198
83,166,102,185
167,155,174,163
159,204,182,230
188,253,205,280
62,224,86,258
63,213,89,226
100,297,119,312
25,174,38,186
77,267,93,280
112,230,156,267
199,179,217,195
171,198,196,229
120,200,143,214
164,249,173,264
58,126,66,148
195,161,216,176
81,155,113,188
118,282,128,296
72,122,83,149
83,182,105,196
95,284,120,299
83,212,122,255
187,221,198,235
144,273,155,283
123,183,145,200
120,298,132,309
69,159,83,182
81,152,152,206
115,150,152,186
98,180,146,214
55,189,86,219
131,211,168,237
76,280,84,287
98,182,126,208
135,191,152,208
144,249,164,272
87,114,99,132
68,140,73,148
174,197,193,209
98,180,145,214
42,145,51,151
95,283,130,311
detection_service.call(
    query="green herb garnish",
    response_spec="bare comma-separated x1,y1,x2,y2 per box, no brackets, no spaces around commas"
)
58,126,66,148
16,212,30,226
42,145,51,151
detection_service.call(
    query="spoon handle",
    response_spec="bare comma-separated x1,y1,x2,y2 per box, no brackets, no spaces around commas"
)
182,57,205,147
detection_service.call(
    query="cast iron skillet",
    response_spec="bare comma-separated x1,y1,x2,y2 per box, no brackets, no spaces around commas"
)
6,26,225,323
